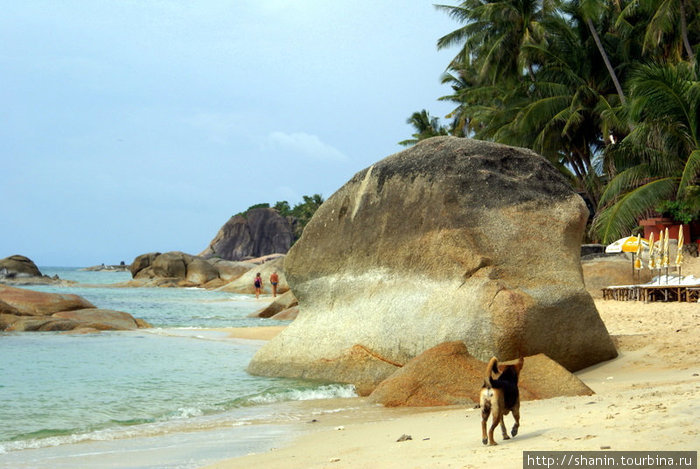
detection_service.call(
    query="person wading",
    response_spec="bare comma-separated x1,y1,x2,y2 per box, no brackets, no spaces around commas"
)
269,271,279,297
253,273,263,299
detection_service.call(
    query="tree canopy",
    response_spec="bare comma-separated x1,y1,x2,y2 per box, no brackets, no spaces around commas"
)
406,0,699,242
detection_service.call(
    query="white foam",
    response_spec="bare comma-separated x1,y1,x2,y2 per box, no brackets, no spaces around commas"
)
247,384,357,405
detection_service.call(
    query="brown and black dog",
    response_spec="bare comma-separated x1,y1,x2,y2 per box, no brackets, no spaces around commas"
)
480,356,524,445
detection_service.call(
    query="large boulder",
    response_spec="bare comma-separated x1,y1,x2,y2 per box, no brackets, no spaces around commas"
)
0,285,150,332
52,309,145,330
208,259,256,281
248,137,617,386
0,299,20,315
250,291,298,318
199,208,294,261
130,252,160,278
186,258,220,285
0,255,42,278
368,342,593,407
0,285,96,316
151,251,190,279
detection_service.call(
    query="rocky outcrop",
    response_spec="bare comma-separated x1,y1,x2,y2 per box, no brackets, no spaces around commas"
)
582,255,652,298
248,137,617,386
368,341,481,405
368,342,593,407
0,285,151,332
0,255,72,286
249,291,298,318
209,258,257,281
0,255,42,278
270,306,298,321
0,285,96,316
199,208,294,261
217,256,289,295
81,263,129,272
128,251,259,288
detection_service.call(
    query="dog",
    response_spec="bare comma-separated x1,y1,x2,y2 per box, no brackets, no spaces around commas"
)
480,356,524,445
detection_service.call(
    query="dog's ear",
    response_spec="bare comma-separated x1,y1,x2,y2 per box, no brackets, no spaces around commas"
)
514,357,524,373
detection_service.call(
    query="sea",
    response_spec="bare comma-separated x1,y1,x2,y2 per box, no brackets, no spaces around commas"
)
0,268,357,469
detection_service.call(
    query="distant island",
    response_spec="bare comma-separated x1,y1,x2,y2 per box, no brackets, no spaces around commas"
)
79,263,129,272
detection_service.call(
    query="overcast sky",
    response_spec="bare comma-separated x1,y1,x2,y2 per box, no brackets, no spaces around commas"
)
2,1,458,267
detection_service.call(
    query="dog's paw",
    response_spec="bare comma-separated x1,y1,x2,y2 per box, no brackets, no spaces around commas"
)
489,441,498,446
503,435,510,440
511,425,519,437
482,438,488,445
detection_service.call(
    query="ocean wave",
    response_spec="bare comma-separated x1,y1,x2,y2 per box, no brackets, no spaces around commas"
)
244,383,357,405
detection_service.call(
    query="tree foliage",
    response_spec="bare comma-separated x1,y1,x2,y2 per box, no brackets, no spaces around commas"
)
405,0,700,242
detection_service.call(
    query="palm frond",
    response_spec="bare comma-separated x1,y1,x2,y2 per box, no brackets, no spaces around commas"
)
592,178,678,242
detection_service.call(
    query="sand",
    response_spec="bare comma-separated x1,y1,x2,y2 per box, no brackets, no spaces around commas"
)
204,257,700,469
221,325,287,341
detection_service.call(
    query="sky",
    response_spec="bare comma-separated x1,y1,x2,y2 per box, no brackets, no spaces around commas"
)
2,0,458,267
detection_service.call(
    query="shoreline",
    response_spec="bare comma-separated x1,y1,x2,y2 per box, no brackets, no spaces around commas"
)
202,298,700,469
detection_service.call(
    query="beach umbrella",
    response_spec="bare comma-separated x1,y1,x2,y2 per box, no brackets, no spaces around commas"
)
633,234,643,271
605,236,649,253
647,232,656,271
662,228,670,282
675,225,684,280
606,236,649,280
661,228,669,267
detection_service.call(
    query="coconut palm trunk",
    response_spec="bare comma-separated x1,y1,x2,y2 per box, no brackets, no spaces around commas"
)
679,0,695,62
585,16,626,105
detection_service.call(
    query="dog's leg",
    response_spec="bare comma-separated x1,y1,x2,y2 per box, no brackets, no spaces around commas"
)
480,393,491,445
500,414,510,440
488,410,501,445
511,402,520,438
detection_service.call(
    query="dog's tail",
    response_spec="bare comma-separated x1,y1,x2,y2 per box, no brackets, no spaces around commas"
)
484,356,499,387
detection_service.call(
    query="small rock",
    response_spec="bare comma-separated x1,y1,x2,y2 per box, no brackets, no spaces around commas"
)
334,426,345,431
329,458,340,463
397,434,413,442
600,446,611,450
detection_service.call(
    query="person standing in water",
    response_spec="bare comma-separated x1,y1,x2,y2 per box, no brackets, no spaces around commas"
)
254,273,263,299
269,271,279,297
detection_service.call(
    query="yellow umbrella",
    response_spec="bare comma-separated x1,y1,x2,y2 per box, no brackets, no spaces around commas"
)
675,225,684,277
633,234,643,270
605,236,649,253
647,232,656,270
662,227,669,268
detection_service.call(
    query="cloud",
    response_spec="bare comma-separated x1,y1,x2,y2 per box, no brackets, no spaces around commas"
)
266,131,348,162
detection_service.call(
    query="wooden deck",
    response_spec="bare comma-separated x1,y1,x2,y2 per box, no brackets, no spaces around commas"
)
602,284,700,302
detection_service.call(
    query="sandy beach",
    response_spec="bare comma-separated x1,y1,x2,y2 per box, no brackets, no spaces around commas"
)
204,256,700,469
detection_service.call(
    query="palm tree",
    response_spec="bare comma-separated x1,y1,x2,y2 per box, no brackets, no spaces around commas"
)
469,9,625,206
398,110,449,146
577,0,627,104
436,0,556,85
592,62,700,242
619,0,698,63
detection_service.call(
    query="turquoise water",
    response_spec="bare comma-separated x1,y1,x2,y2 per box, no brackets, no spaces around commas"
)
0,268,356,468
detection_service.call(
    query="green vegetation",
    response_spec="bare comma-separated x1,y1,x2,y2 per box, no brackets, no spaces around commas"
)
407,0,699,242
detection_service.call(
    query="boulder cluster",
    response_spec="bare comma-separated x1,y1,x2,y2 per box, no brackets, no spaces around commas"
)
127,251,290,295
0,284,151,332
